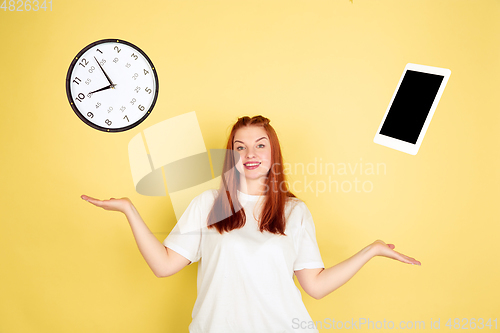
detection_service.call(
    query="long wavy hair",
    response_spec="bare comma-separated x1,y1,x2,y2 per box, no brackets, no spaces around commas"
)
207,115,296,235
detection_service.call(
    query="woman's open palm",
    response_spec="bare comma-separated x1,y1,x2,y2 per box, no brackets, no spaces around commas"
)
81,195,132,214
371,239,421,265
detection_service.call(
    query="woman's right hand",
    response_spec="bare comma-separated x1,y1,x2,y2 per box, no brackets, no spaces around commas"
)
81,195,133,214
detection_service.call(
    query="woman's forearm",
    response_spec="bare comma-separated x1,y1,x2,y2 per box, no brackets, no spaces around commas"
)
315,244,376,299
123,203,169,277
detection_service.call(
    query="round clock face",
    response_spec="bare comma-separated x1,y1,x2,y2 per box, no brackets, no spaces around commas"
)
66,39,159,132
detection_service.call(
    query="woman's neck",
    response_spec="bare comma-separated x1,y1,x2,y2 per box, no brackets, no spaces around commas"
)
238,178,266,196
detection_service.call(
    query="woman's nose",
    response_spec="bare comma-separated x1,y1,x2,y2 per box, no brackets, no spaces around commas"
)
245,148,256,158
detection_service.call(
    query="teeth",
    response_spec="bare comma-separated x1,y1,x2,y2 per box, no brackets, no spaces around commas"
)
245,163,260,166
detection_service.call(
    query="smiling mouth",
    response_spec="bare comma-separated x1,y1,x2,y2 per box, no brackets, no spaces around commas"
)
244,162,261,169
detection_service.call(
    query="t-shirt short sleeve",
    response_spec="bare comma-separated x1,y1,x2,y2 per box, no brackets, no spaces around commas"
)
162,193,205,265
293,203,325,271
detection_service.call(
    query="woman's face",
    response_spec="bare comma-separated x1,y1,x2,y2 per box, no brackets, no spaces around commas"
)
233,126,272,182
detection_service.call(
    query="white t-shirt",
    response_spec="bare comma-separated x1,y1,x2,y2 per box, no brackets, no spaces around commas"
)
163,189,325,333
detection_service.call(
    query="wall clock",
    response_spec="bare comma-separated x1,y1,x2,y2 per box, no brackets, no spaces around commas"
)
66,39,159,132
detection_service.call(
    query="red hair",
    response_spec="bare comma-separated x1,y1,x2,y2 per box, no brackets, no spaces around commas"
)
207,115,296,235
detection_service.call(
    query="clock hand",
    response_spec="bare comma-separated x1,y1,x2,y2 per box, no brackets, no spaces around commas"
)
88,84,116,95
94,56,115,86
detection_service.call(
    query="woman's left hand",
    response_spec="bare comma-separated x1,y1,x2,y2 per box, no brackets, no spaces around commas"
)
370,239,421,265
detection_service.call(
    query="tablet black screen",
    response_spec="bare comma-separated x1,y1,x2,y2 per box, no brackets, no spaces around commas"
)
380,70,444,144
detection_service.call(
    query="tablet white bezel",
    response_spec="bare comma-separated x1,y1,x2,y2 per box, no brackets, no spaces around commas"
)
373,63,451,155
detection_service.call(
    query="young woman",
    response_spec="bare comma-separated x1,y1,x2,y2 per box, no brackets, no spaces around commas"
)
81,115,421,333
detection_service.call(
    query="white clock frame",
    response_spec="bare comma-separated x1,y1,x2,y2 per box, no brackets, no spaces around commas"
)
66,39,159,132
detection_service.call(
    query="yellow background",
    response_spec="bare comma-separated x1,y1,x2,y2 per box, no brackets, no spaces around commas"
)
1,0,499,332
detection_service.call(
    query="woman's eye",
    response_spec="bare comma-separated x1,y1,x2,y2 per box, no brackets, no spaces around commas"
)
236,146,244,150
258,144,265,148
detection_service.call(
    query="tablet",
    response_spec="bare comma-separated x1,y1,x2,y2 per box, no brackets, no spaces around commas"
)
373,63,451,155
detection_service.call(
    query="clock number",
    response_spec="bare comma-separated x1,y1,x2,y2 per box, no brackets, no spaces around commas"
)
87,112,94,118
120,106,126,112
78,58,89,68
131,53,138,61
143,69,149,75
96,49,103,54
85,78,91,85
134,86,141,93
87,93,92,99
132,73,138,80
107,106,113,113
123,115,129,122
75,93,85,102
1,1,7,11
32,0,38,11
88,66,95,73
113,57,119,63
96,102,101,109
99,59,106,66
72,77,81,85
114,46,121,53
24,0,31,11
138,105,145,111
125,63,131,68
16,0,23,11
130,98,136,105
105,119,112,126
145,87,152,94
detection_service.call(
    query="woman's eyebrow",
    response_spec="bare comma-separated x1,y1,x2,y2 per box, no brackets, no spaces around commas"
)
234,137,268,144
